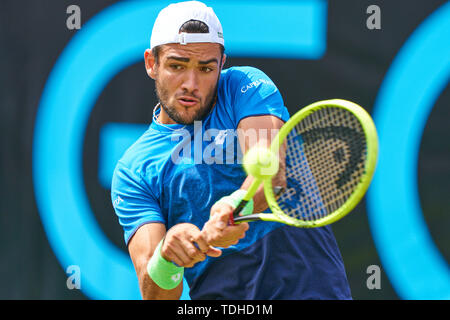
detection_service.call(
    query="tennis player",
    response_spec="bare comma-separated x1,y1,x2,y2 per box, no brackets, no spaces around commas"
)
111,1,352,300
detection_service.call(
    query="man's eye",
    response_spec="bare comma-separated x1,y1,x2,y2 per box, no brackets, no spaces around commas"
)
200,67,213,73
170,64,183,70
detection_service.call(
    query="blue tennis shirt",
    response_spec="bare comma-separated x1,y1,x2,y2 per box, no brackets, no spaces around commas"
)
111,66,352,299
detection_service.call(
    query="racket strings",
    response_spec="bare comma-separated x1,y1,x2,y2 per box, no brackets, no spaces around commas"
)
277,107,367,222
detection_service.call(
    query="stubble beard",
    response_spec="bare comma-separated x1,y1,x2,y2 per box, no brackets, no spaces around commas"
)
155,78,219,125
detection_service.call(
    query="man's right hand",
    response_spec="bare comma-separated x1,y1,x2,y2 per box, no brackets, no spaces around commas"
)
201,201,249,248
162,223,222,268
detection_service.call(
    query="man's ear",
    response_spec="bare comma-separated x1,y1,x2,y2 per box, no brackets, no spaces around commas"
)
221,53,227,70
144,49,157,79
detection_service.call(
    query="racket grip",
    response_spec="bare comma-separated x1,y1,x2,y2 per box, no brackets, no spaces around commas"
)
231,199,249,225
231,186,284,224
232,199,249,218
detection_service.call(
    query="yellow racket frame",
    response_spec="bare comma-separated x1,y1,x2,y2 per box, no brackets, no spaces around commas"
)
234,99,378,228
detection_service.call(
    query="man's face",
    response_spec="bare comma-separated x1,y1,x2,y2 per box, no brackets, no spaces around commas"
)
146,43,225,125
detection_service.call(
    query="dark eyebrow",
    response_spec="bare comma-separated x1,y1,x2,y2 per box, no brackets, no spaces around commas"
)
198,58,219,65
166,56,218,65
166,56,190,62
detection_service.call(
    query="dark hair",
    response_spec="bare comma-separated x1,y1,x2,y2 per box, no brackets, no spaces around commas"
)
152,19,225,64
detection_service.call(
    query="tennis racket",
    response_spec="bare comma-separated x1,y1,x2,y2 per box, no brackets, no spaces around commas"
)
231,99,378,228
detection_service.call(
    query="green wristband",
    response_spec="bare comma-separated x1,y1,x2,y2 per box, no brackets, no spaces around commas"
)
217,189,254,216
147,238,184,290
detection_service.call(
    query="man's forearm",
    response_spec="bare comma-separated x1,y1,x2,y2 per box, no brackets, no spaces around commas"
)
140,266,183,300
239,140,287,213
237,115,287,213
128,223,183,300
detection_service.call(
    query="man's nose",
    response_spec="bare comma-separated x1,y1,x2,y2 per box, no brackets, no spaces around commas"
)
181,69,199,93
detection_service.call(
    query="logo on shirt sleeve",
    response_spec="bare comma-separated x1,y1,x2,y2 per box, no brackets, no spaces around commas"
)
241,78,275,93
113,195,124,207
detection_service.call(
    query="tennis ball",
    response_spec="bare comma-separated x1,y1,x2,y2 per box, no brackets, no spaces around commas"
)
243,146,279,178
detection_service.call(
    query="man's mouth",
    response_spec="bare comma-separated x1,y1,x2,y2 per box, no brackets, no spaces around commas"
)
177,96,199,107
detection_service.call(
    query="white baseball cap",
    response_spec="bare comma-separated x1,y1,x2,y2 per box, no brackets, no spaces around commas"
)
150,1,224,50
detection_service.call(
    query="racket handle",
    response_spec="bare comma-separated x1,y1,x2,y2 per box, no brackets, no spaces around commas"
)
231,186,285,224
229,199,248,225
232,200,249,218
233,213,263,223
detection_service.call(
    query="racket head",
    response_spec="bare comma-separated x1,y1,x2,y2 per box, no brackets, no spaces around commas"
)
261,99,378,228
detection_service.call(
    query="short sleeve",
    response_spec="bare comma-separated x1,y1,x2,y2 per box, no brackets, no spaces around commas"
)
111,162,165,245
231,67,290,125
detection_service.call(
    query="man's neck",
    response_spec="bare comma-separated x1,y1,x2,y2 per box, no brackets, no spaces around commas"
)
157,105,177,125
